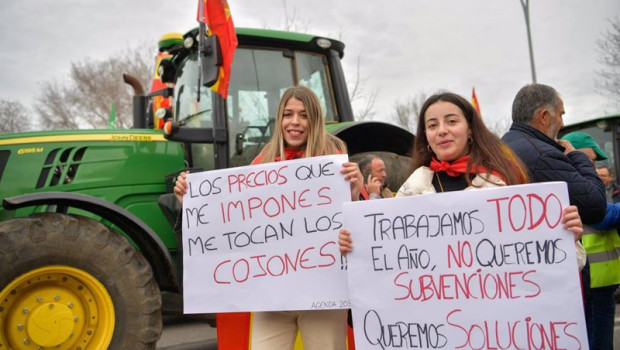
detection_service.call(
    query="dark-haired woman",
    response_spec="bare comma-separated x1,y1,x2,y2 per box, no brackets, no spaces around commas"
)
339,92,584,267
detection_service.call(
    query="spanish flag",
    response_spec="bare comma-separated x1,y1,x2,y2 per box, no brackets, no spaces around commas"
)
197,0,238,99
216,313,356,349
471,87,481,118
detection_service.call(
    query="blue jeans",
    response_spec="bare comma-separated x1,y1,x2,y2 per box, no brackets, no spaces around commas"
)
582,266,618,350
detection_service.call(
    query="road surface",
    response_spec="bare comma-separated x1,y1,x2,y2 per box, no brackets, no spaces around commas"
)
157,316,217,350
157,306,620,349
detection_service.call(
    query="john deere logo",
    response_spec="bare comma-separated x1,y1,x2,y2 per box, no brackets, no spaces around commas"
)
17,147,44,155
110,135,153,142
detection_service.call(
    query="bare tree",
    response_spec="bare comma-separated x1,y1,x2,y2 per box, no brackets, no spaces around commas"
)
36,44,154,130
0,99,32,133
392,92,427,132
348,53,378,121
596,16,620,107
331,28,378,121
275,1,377,121
279,0,310,32
485,116,512,137
36,82,81,130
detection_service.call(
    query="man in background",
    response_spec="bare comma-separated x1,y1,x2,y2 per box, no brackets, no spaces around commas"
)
357,155,393,200
562,131,620,350
501,83,606,224
502,84,607,348
597,165,620,203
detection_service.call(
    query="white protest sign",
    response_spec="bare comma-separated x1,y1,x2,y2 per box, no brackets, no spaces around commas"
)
182,154,351,313
343,182,588,350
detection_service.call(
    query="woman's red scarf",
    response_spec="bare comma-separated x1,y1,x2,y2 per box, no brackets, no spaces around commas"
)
252,147,344,165
251,148,306,164
429,155,503,180
276,148,306,162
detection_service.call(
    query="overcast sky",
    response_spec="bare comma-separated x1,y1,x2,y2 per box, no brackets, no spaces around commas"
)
1,0,618,130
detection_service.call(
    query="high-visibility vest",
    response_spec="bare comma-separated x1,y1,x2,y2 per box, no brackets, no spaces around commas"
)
582,226,620,288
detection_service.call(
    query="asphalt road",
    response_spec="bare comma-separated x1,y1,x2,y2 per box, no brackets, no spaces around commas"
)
157,316,217,350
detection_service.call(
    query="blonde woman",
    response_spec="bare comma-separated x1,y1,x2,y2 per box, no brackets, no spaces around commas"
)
175,86,362,350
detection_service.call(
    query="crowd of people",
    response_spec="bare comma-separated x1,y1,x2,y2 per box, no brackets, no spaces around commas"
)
175,83,618,349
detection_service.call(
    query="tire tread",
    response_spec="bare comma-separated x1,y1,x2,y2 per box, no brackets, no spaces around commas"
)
0,213,163,349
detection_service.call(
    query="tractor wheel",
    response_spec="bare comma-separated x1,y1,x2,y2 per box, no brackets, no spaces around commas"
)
0,213,162,349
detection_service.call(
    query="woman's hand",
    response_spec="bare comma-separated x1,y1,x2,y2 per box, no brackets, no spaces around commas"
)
338,228,353,257
562,205,583,242
341,162,363,201
173,171,189,204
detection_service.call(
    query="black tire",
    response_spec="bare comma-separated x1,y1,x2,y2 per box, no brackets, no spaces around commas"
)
0,213,162,349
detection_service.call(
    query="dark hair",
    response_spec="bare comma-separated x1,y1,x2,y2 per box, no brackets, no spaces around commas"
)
597,165,613,177
512,84,560,124
409,92,528,186
358,154,377,176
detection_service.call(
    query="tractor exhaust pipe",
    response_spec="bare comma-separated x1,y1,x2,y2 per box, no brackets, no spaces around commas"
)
123,74,148,129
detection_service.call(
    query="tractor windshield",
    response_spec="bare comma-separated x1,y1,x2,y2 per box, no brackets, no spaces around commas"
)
573,122,615,170
173,47,337,170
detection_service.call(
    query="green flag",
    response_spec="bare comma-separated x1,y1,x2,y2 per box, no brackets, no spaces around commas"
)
107,103,116,129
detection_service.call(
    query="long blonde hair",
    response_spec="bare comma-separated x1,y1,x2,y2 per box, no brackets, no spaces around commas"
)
257,86,347,163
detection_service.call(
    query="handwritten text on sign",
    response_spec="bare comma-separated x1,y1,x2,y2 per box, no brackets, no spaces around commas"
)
343,182,587,349
183,154,350,313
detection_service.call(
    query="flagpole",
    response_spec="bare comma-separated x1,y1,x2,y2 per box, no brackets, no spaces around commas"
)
196,0,206,102
519,0,537,83
107,102,116,129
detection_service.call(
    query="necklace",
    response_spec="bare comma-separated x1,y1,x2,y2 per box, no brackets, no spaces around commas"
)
435,172,445,193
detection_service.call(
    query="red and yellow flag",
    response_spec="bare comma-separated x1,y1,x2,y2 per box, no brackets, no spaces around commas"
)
150,52,172,129
197,0,238,99
216,313,357,349
471,87,481,118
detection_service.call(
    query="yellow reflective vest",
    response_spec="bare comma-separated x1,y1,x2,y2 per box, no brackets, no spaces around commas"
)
583,226,620,288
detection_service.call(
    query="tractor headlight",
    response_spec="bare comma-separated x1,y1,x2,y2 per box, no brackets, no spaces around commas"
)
316,38,332,49
184,36,195,49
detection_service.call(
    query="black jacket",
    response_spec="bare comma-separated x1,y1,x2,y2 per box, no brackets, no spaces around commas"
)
502,122,606,224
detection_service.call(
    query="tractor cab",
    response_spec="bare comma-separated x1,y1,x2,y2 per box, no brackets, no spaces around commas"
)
154,28,352,173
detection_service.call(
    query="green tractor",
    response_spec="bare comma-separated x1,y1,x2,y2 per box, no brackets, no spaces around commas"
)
560,113,620,176
0,27,413,348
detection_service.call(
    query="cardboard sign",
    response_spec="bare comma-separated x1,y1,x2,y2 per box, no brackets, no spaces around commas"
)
343,182,588,349
182,154,351,313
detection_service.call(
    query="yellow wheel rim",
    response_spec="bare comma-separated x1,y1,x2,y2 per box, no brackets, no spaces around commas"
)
0,266,115,349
